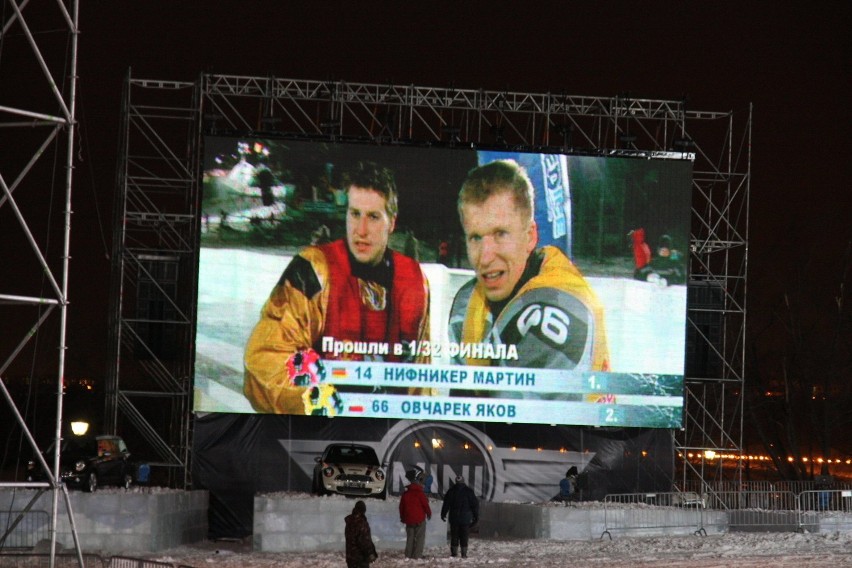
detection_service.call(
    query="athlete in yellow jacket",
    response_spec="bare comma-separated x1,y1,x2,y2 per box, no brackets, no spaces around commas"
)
449,245,609,370
448,159,609,372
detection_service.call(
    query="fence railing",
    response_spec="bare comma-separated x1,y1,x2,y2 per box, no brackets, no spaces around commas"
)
0,553,196,568
110,556,184,568
676,479,852,495
0,553,108,567
601,492,707,539
0,510,50,549
705,489,798,511
602,488,852,539
707,491,799,532
797,489,852,533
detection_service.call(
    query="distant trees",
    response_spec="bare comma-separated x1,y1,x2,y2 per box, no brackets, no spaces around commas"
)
747,240,851,480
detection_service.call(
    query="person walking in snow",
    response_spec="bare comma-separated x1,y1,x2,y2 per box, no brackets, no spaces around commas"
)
399,472,432,558
441,474,479,558
345,500,378,568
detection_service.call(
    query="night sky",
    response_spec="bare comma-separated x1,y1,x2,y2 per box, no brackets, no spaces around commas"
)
2,3,849,388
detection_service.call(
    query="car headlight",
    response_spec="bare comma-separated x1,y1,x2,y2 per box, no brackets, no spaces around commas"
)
74,461,86,472
322,466,335,478
374,469,385,481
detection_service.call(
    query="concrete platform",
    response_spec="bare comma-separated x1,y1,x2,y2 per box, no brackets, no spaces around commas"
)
445,502,726,541
0,488,207,553
254,494,445,553
252,495,732,552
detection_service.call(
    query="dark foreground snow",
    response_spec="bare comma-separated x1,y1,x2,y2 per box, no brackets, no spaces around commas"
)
151,531,852,567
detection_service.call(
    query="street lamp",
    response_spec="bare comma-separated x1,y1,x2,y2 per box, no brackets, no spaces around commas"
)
70,421,89,436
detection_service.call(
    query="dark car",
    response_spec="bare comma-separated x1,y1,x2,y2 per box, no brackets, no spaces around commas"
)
312,443,387,499
27,435,133,492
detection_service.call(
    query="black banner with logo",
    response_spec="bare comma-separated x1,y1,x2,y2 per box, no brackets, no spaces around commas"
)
192,414,673,538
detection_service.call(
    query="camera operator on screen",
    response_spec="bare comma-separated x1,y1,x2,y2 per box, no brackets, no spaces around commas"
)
448,159,609,378
244,161,431,414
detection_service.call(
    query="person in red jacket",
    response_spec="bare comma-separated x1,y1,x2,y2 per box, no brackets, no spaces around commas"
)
399,473,432,558
630,227,652,274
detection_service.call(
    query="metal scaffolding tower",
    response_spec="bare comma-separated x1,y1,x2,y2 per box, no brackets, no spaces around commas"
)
103,74,201,488
0,1,87,566
107,73,750,488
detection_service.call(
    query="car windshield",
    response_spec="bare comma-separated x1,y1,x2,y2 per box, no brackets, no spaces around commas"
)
325,445,379,466
48,437,98,458
44,437,125,458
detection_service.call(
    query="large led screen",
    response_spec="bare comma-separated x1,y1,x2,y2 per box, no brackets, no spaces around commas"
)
194,137,691,428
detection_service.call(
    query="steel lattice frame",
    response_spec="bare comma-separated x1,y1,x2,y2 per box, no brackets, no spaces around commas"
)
107,73,750,488
103,74,201,488
0,1,87,565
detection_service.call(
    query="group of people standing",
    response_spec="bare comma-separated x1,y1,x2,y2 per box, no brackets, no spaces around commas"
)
344,473,480,567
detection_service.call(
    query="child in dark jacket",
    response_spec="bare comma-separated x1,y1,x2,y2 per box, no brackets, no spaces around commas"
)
345,500,378,568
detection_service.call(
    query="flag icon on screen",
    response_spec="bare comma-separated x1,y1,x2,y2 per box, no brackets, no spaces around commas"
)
332,367,348,379
587,393,616,404
348,405,365,413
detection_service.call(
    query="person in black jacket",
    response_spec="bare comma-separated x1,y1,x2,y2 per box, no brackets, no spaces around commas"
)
440,475,479,558
345,500,378,568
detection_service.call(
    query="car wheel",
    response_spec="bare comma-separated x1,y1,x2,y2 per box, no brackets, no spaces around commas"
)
312,472,326,495
85,472,97,493
123,473,133,490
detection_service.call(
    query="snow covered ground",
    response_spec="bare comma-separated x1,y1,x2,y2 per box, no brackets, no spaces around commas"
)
152,531,852,568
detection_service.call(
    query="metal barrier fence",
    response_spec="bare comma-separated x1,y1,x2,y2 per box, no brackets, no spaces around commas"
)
0,510,50,549
705,489,797,511
676,479,852,495
604,488,852,538
110,556,180,568
797,489,852,532
602,492,707,539
0,554,196,568
0,553,107,567
706,491,799,532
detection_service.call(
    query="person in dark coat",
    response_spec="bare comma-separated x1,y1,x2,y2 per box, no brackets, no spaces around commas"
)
440,475,479,558
345,500,378,568
554,466,578,502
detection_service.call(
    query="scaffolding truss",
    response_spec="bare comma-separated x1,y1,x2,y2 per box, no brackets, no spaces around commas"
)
0,1,87,565
108,73,750,488
103,74,200,488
